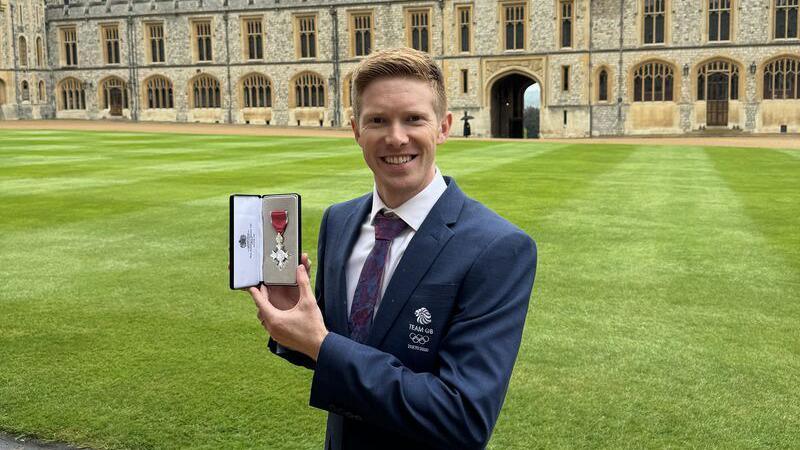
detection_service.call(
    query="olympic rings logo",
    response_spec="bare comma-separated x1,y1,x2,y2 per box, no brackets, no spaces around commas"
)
409,333,430,345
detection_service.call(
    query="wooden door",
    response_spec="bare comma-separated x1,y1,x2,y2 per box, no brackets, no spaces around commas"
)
706,73,728,126
109,88,123,116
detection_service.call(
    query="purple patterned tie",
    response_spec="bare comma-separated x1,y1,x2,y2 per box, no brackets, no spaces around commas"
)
348,211,408,343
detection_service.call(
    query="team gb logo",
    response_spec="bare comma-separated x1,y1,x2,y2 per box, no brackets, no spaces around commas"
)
415,307,432,325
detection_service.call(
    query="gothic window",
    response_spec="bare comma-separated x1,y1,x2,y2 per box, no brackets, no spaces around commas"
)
146,23,165,63
351,12,373,57
643,0,666,44
461,69,469,94
242,73,272,108
145,75,174,109
296,15,317,58
294,72,325,107
100,77,128,109
407,9,430,53
562,66,570,91
102,25,121,65
560,0,574,48
18,36,28,67
0,80,6,105
38,80,46,102
697,60,740,100
194,21,213,62
775,0,799,39
21,81,30,102
244,18,264,60
61,28,78,67
763,57,800,99
598,69,609,101
192,74,221,108
58,77,86,110
709,0,732,41
633,61,674,102
503,3,526,50
456,5,472,53
36,37,43,67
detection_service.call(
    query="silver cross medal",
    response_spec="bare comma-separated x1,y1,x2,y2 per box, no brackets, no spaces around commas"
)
270,233,290,270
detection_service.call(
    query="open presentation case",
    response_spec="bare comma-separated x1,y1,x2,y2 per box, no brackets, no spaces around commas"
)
229,193,301,289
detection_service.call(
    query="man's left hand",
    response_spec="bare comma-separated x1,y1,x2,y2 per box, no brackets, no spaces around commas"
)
249,265,329,361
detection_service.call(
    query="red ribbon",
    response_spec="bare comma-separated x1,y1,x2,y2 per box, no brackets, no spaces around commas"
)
271,210,288,235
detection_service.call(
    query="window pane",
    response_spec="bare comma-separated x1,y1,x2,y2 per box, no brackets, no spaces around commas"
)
709,12,719,40
698,74,705,100
720,11,730,40
776,10,787,38
655,15,664,42
789,8,799,38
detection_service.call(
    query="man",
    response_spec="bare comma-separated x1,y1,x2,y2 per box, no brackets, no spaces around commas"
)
248,48,537,450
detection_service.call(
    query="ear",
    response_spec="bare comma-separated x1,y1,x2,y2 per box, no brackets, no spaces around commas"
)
350,116,361,142
436,111,453,145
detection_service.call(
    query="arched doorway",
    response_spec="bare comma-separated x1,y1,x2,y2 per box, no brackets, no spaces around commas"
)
491,72,537,138
697,60,739,126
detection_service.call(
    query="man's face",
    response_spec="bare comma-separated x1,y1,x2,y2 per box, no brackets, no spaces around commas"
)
351,77,452,207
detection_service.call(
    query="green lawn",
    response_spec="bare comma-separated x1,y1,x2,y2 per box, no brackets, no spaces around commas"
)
1,130,798,449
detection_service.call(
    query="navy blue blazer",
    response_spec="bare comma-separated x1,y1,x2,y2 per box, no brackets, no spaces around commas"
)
270,177,537,450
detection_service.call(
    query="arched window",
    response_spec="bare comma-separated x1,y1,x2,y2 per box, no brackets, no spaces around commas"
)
192,74,221,108
342,73,354,109
633,61,674,102
58,77,86,110
0,79,6,105
144,75,174,109
100,77,129,109
763,57,800,100
598,69,609,102
696,60,739,101
38,80,46,102
19,36,28,67
21,81,30,102
241,73,271,108
294,72,325,107
36,37,44,67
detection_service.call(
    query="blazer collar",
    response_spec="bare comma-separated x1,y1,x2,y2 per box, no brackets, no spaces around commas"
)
329,177,466,344
367,176,464,346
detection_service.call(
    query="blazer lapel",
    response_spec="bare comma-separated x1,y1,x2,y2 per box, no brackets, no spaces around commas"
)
327,194,371,335
367,178,465,347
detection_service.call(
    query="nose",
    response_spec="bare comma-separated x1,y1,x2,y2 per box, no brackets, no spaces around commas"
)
385,121,409,148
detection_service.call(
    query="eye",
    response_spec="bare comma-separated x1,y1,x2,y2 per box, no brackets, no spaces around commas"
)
407,115,422,122
370,117,384,124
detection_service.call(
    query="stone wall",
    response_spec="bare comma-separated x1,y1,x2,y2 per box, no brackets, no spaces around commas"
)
0,0,798,137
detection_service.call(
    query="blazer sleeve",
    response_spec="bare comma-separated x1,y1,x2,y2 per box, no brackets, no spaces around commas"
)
267,206,331,370
309,230,538,449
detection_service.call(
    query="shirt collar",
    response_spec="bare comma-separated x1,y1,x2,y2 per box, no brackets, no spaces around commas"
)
369,168,447,232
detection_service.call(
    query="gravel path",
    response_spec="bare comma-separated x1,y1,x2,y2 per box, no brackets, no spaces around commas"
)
0,433,85,450
1,120,798,150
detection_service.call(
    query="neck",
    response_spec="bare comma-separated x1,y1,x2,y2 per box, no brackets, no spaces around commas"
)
377,170,436,209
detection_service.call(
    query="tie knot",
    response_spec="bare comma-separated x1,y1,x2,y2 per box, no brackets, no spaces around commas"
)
374,211,408,241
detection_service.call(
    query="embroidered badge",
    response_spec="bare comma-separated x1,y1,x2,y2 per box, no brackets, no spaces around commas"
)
415,307,432,325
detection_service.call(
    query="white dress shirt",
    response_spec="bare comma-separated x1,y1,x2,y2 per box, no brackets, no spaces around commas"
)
345,169,448,317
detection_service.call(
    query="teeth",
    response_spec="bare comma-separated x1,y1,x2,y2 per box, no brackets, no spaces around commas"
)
384,155,413,165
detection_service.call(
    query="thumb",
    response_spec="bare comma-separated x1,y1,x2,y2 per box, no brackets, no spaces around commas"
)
296,264,315,301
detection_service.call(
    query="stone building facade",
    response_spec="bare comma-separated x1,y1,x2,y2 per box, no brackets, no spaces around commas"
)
0,0,798,137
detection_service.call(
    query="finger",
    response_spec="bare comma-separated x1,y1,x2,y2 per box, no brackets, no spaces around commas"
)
296,264,315,301
248,285,270,311
301,253,311,273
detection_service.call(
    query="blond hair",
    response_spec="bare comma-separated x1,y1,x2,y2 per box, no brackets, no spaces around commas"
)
350,47,447,120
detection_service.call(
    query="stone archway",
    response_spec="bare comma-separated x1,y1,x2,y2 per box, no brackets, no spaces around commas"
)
490,72,537,138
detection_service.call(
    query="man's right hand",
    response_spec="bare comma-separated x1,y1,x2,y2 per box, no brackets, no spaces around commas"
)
244,253,311,310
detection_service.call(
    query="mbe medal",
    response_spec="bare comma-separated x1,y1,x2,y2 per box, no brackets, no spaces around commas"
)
270,210,290,270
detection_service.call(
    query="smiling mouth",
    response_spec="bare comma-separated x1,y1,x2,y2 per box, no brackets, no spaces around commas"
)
381,155,417,165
